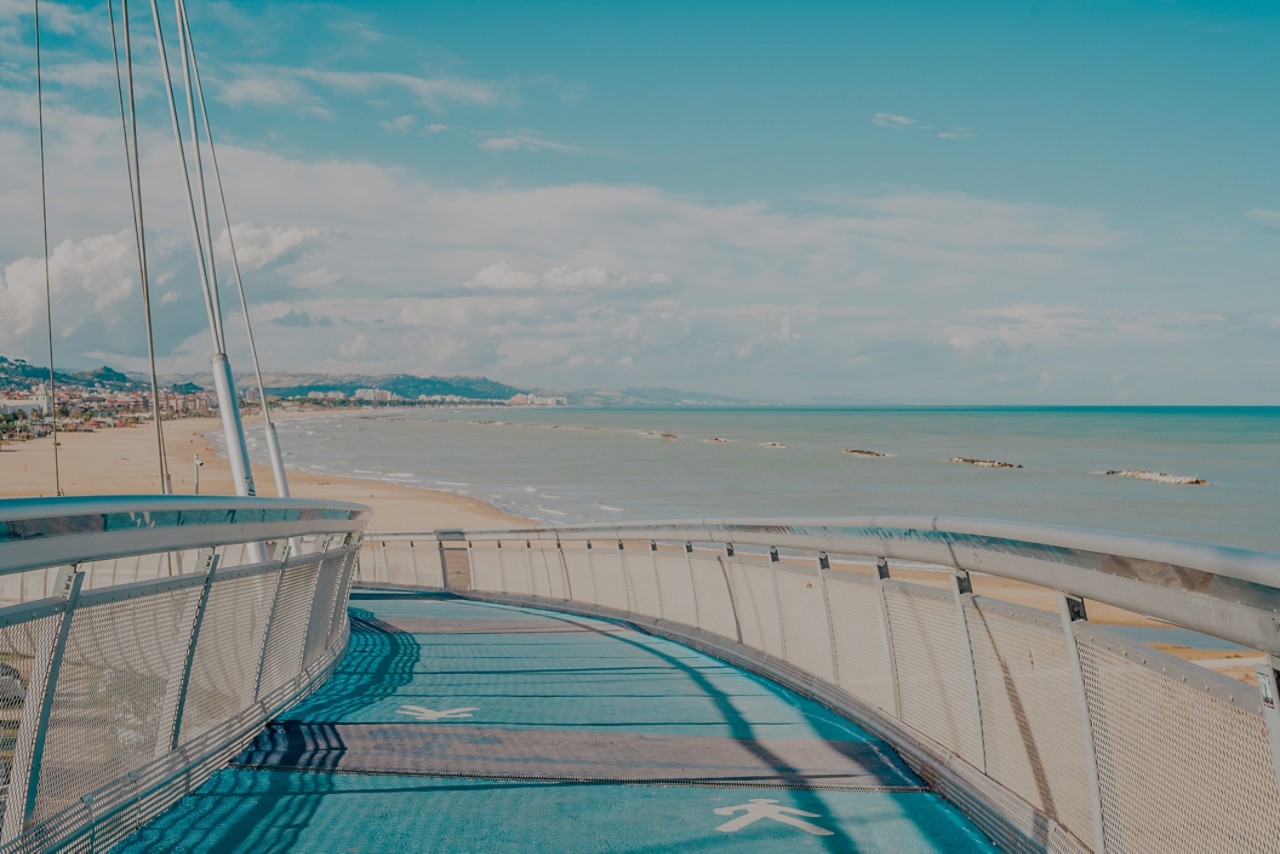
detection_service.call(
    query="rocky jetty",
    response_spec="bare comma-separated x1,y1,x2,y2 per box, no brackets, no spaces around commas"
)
948,457,1023,469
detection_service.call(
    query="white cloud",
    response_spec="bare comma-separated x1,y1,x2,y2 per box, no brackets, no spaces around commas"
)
872,112,917,129
1246,208,1280,228
421,123,450,136
465,262,668,292
291,267,342,289
937,128,976,140
477,133,582,153
215,224,325,271
379,115,416,134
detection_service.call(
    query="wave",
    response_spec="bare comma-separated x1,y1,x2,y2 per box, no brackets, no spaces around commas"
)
599,505,625,513
434,480,470,487
538,505,569,517
1096,469,1209,486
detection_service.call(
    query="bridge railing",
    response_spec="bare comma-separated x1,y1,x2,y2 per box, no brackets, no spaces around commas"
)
0,495,369,852
359,517,1280,854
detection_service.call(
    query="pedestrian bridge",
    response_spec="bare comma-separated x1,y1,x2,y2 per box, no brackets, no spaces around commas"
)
120,590,992,851
4,499,1280,852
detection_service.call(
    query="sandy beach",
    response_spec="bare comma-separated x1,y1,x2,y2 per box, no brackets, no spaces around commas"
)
0,414,529,531
3,414,1231,660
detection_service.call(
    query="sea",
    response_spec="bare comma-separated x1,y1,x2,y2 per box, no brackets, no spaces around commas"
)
243,406,1280,553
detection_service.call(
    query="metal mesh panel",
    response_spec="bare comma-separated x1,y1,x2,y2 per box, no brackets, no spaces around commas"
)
964,597,1094,845
378,541,418,586
527,543,558,598
561,546,595,605
31,587,201,825
621,546,661,618
0,615,56,830
468,544,503,593
728,557,784,658
882,581,982,765
1076,626,1280,853
651,549,697,627
327,551,359,649
824,571,896,714
688,554,738,640
179,570,278,744
497,543,532,596
774,565,836,683
589,546,630,611
303,554,346,671
256,563,322,700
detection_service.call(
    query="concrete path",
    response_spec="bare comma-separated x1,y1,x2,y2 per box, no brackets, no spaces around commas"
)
119,590,995,852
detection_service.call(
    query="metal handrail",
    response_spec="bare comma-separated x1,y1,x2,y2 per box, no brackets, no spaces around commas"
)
372,516,1280,654
0,495,370,576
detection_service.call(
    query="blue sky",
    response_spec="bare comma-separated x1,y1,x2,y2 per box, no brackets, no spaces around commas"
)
0,0,1277,402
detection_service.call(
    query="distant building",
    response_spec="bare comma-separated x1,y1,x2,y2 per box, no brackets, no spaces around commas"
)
308,390,347,401
507,394,567,407
354,388,398,402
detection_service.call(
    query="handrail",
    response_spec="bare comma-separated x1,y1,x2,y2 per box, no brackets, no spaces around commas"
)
371,516,1280,654
0,495,370,576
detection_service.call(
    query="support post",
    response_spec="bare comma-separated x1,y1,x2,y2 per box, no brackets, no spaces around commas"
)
169,550,219,749
768,545,786,659
18,566,84,833
1060,594,1107,854
583,540,598,603
1255,656,1280,798
408,540,421,586
817,552,840,684
875,557,902,718
618,541,635,613
465,540,475,591
254,557,290,702
950,570,986,773
437,538,449,590
649,541,665,619
524,540,536,597
721,544,743,643
683,542,702,629
557,537,573,601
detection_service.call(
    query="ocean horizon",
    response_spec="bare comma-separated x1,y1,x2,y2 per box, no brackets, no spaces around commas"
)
232,405,1280,553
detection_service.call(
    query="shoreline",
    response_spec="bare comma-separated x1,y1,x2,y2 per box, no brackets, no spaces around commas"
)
0,414,530,531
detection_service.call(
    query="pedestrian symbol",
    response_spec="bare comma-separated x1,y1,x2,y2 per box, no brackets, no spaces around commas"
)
714,798,833,836
395,705,478,721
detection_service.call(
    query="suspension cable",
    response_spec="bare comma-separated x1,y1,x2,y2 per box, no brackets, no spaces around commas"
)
33,0,62,496
173,0,225,352
109,0,171,492
147,0,222,354
178,0,274,427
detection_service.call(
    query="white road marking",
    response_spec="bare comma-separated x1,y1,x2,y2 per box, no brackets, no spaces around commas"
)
395,705,478,721
713,799,834,836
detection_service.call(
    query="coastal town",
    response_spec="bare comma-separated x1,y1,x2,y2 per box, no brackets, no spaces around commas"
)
0,355,565,446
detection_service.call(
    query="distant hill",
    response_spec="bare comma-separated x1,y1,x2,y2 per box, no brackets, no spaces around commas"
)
242,372,530,401
566,386,758,406
0,355,147,392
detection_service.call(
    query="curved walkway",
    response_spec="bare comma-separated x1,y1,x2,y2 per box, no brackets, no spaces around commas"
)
120,590,994,852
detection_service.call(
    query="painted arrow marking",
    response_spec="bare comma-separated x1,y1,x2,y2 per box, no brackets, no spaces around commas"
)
395,705,479,721
714,799,834,836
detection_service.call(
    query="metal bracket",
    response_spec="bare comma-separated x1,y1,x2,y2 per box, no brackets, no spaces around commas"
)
1255,655,1280,803
950,570,986,773
1060,594,1107,854
169,553,220,749
18,567,84,832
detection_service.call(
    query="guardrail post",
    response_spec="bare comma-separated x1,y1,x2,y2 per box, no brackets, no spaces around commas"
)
465,540,476,591
168,550,219,750
584,540,598,602
1060,594,1107,854
557,537,573,601
721,544,743,643
254,555,291,702
524,541,537,596
818,552,840,684
15,566,84,834
684,542,702,628
768,546,787,659
649,541,664,618
1254,656,1280,799
950,570,987,773
408,540,421,586
618,541,635,612
875,557,902,718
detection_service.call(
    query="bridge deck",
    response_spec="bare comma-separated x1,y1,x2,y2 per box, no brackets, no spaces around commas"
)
120,590,994,852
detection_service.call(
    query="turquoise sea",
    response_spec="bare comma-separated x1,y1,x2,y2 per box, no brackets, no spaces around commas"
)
256,407,1280,553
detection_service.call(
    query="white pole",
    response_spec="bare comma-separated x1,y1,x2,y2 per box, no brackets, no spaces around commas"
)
211,354,265,563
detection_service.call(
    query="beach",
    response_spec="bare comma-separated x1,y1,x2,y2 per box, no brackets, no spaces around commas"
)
0,415,528,531
2,410,1263,682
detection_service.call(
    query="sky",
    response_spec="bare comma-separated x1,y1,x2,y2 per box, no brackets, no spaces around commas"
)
0,0,1277,403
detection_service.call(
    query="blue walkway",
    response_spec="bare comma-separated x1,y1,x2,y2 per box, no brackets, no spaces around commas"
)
121,591,994,852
